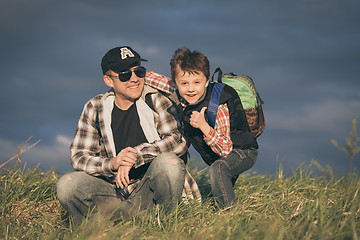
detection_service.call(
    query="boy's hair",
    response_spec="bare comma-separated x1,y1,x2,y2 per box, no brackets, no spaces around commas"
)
170,47,210,81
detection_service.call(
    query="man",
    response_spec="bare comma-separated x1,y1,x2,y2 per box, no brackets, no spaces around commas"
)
56,46,198,225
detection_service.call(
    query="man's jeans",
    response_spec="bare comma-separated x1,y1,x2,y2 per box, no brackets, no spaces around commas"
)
209,148,257,207
56,153,185,225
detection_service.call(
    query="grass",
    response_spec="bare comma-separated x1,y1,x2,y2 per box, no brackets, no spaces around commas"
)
1,158,359,240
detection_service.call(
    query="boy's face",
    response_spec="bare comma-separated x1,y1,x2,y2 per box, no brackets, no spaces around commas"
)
175,67,209,105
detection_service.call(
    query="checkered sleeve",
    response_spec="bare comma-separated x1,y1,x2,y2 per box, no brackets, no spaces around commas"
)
203,103,233,157
70,98,115,178
182,169,202,203
133,92,187,167
145,72,176,95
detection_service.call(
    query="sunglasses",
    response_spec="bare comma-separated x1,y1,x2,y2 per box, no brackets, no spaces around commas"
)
108,66,146,82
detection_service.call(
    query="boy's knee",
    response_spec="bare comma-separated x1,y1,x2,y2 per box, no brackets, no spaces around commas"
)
209,160,228,179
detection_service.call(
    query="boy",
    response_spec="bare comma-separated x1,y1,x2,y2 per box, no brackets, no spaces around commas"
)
169,47,258,207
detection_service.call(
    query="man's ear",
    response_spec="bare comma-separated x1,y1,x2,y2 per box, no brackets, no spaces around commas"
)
103,75,114,88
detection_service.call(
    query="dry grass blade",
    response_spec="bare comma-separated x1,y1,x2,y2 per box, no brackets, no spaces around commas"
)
1,143,359,239
0,137,41,170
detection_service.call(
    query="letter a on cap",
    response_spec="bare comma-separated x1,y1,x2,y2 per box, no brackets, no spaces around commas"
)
120,47,135,59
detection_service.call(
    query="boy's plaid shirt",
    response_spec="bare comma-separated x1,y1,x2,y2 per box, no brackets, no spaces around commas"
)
145,72,233,157
202,104,232,156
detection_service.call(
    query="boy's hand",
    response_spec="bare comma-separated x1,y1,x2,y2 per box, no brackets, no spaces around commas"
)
190,107,211,135
190,107,207,128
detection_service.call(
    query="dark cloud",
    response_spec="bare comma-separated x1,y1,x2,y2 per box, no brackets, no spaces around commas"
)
1,0,360,174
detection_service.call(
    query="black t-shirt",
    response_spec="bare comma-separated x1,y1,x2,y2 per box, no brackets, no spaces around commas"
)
111,103,148,155
111,103,149,180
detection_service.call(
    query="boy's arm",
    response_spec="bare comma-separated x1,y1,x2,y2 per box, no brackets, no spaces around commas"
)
145,72,176,95
202,104,233,157
188,104,233,157
133,92,187,168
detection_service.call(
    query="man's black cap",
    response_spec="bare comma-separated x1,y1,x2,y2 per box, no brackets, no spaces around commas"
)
101,46,147,74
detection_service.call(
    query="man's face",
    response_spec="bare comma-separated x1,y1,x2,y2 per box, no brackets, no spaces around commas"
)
175,67,209,105
104,65,145,108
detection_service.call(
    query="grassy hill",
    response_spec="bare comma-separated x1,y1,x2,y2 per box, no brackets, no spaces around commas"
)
1,160,359,240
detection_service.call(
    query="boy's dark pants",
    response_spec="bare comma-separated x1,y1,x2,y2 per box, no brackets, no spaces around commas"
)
209,148,257,207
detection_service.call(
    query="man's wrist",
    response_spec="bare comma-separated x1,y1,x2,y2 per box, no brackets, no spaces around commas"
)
110,157,116,170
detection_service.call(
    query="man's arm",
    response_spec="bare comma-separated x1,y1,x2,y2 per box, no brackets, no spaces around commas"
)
70,98,115,178
133,92,187,168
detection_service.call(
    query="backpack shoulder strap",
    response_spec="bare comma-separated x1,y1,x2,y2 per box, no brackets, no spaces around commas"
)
207,82,225,128
208,67,225,128
211,67,223,83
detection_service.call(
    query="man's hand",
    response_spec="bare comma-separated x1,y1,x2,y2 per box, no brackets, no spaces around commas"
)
190,107,211,135
110,147,137,170
115,165,132,189
110,147,137,188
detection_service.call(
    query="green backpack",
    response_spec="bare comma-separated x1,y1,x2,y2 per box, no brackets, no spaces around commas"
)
208,68,265,138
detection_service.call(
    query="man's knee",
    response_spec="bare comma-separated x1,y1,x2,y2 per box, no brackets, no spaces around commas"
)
154,152,184,169
151,153,185,184
56,172,85,203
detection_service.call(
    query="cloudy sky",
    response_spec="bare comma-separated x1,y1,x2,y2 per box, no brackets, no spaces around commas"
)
1,0,360,175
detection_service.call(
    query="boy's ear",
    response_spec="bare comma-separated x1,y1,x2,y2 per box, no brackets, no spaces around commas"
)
173,79,179,89
103,75,114,88
205,79,210,88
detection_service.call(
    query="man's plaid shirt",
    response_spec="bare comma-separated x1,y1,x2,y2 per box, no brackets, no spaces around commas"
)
70,84,201,200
